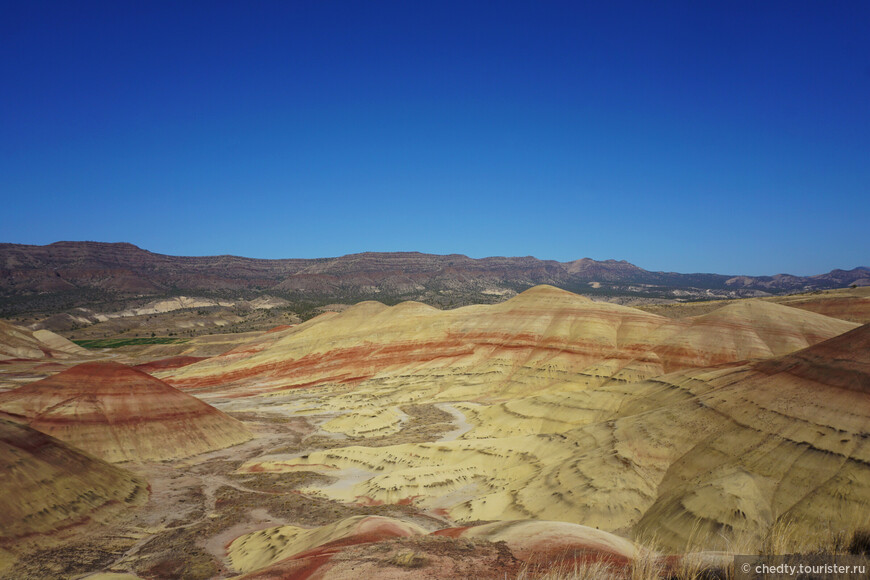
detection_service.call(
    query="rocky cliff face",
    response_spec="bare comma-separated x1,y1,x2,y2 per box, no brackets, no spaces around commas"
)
1,242,867,317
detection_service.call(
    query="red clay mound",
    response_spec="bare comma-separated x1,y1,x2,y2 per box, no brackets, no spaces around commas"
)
230,517,737,579
238,535,523,580
266,325,296,334
232,517,647,580
436,520,639,568
234,516,428,580
0,361,252,462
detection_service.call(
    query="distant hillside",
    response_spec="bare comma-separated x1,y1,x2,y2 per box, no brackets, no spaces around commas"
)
0,241,867,317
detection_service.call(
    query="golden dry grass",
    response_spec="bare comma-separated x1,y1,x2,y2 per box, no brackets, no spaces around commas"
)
515,517,870,580
514,559,624,580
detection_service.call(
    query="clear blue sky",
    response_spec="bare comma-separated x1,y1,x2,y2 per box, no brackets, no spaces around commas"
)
1,1,868,275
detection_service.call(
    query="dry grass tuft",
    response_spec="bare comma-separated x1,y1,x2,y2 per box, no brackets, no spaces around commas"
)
761,516,870,556
512,517,870,579
629,550,665,580
515,558,623,580
848,529,870,556
388,549,427,568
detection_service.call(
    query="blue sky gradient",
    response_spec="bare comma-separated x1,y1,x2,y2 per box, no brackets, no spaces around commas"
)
1,1,868,275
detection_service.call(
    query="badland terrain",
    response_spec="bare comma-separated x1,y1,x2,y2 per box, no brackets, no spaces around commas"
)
0,243,868,579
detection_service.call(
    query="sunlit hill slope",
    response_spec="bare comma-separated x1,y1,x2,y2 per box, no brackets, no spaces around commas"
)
156,286,865,551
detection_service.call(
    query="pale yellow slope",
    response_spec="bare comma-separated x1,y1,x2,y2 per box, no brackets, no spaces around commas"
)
0,319,90,360
238,326,870,550
682,300,853,356
165,288,855,415
0,418,146,542
31,329,89,356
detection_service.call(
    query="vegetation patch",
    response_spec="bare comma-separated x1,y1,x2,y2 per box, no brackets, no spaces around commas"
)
73,337,190,349
389,549,428,568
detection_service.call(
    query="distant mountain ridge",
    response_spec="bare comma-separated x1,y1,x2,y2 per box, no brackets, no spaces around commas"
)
0,241,867,316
